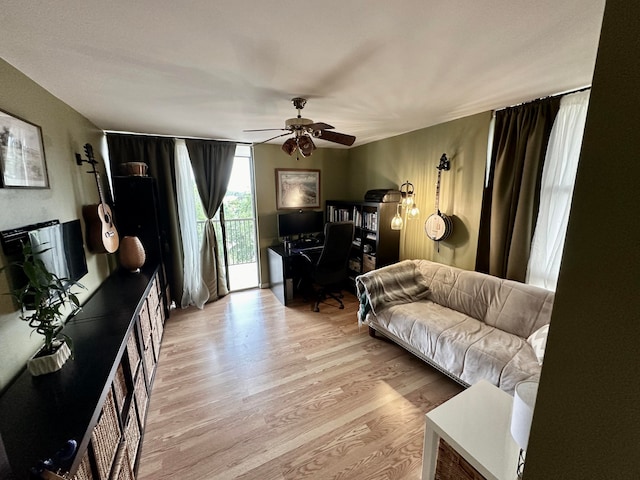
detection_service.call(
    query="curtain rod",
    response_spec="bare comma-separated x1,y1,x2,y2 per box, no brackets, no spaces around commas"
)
103,129,252,146
492,85,591,115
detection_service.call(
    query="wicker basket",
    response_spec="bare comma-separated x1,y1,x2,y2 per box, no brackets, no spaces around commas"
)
435,439,486,480
90,390,121,480
139,303,151,349
151,323,161,362
124,401,141,470
134,370,149,424
112,364,128,415
126,332,140,378
148,286,159,315
153,302,164,338
143,343,156,381
71,450,93,480
110,443,135,480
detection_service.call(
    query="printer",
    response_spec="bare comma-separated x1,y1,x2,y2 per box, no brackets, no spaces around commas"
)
364,189,402,203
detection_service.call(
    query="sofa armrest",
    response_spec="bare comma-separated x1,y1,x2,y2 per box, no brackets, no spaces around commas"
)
355,260,429,322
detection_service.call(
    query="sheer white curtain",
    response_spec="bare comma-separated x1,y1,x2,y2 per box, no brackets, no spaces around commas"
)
526,90,590,290
175,139,209,308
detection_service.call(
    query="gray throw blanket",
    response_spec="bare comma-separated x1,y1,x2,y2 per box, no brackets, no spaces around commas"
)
355,260,430,325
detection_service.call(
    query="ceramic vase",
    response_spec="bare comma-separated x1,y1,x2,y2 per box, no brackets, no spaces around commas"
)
119,236,146,273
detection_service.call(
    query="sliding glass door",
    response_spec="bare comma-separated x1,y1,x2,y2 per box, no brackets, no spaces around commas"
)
195,145,259,291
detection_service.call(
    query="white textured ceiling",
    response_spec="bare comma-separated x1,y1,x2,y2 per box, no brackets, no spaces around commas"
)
1,0,605,148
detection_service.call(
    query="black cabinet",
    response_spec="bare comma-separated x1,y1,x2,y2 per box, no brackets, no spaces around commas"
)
0,266,165,479
113,176,172,312
326,200,400,280
112,176,164,265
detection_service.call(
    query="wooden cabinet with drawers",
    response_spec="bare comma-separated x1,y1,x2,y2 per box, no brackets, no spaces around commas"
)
0,265,167,480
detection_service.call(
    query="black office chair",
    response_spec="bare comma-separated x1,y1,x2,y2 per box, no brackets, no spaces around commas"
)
299,221,355,312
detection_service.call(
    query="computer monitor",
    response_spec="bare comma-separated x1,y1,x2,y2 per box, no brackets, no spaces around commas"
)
277,210,324,238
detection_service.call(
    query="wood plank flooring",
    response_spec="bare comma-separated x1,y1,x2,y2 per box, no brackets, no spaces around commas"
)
137,288,462,480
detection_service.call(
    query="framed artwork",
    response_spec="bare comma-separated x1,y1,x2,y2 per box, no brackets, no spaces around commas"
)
0,109,49,188
275,168,321,209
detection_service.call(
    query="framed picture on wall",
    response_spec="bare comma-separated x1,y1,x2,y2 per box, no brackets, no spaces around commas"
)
275,168,321,209
0,109,49,188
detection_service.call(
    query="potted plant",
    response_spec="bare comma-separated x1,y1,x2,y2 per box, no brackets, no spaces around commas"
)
3,241,84,376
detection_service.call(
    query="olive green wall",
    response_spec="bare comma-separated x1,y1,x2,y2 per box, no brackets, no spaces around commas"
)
254,112,491,286
0,58,111,391
525,2,640,478
346,112,491,270
253,144,349,286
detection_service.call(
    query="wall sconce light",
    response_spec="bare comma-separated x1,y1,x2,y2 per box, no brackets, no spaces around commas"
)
407,202,420,219
400,180,415,208
401,180,420,218
391,180,420,230
390,204,404,230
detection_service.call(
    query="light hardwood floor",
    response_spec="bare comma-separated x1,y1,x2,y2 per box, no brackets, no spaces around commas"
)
137,288,462,480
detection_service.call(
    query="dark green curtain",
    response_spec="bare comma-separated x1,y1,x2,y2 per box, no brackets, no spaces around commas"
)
185,139,236,302
476,97,560,281
106,133,183,304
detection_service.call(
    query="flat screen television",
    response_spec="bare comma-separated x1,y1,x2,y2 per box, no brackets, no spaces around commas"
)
0,219,88,294
277,210,325,238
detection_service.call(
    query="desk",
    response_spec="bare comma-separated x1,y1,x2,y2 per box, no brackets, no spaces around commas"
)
267,245,311,306
422,380,520,480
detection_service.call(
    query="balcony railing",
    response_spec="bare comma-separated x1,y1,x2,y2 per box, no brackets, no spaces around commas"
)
196,218,257,266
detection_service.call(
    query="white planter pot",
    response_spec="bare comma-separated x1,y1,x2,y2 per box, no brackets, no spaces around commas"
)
27,340,72,376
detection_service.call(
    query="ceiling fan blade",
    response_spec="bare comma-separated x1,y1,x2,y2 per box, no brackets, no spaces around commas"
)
306,122,334,130
255,132,293,144
243,128,288,132
314,130,356,146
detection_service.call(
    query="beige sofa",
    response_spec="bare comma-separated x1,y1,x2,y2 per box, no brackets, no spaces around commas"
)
355,259,553,395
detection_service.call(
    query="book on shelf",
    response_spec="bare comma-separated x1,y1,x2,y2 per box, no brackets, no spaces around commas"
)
327,207,351,222
363,211,378,231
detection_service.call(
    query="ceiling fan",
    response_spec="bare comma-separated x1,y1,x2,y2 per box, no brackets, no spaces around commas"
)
245,97,356,158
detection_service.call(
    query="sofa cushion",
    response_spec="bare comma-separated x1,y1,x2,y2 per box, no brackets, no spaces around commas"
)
483,280,554,339
416,261,493,322
370,300,541,395
415,260,554,338
377,301,471,359
461,329,541,393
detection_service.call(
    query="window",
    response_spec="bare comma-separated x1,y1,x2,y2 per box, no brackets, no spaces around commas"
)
193,145,259,291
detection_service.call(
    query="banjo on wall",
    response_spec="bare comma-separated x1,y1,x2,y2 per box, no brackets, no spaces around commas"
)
424,153,453,242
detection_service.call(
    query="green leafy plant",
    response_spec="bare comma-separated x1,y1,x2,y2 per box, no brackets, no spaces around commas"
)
3,242,84,357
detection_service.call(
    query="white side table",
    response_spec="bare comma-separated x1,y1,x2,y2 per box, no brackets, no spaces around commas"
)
422,380,520,480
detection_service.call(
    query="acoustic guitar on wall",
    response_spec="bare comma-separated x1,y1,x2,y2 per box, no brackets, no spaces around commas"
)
76,143,119,253
424,153,453,242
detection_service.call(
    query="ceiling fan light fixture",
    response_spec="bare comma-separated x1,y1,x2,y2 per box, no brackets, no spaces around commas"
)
250,98,356,152
297,135,316,157
282,138,297,155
